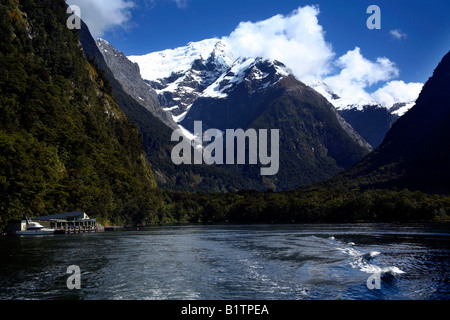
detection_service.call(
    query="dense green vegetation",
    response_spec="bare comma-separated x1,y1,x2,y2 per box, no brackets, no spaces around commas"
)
134,188,450,225
0,0,158,229
1,0,448,233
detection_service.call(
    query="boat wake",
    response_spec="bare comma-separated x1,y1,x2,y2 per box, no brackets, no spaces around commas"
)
334,238,405,283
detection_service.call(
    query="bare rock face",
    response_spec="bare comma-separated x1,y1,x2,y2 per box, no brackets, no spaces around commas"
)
96,39,178,130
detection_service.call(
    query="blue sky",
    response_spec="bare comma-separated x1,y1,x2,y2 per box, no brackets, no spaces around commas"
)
68,0,449,104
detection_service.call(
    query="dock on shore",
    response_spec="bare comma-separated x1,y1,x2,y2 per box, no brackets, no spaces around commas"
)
6,211,104,235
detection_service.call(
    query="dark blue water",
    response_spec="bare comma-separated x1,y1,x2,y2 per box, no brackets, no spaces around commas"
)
0,223,449,300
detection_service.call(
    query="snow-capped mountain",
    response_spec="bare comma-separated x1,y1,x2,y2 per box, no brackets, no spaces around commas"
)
127,40,416,149
97,37,298,137
125,38,371,157
129,39,233,83
180,57,300,132
95,37,374,191
389,102,416,117
128,39,235,122
309,81,416,147
310,80,416,115
310,81,380,111
177,62,372,190
201,57,291,98
127,39,293,124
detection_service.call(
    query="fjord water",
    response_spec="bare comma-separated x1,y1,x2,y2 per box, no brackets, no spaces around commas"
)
0,223,448,300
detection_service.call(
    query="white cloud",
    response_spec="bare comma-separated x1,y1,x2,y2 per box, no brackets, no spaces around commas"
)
371,80,423,108
390,29,408,40
66,0,135,38
74,3,422,108
322,47,399,101
221,6,422,107
223,5,334,84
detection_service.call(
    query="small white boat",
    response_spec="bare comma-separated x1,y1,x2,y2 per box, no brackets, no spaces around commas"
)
16,221,55,235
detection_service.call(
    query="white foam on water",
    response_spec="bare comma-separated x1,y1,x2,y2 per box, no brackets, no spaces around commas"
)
335,241,405,277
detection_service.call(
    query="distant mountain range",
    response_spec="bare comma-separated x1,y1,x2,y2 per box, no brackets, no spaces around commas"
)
310,81,414,148
124,38,417,150
323,50,450,194
98,38,376,191
310,80,416,117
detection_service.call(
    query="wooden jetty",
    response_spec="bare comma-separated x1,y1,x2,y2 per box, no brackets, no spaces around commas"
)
7,211,104,235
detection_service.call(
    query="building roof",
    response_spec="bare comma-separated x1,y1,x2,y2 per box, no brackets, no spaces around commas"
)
32,211,90,221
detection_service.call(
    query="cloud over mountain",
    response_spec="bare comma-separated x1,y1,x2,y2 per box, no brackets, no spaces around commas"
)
220,6,422,106
222,5,334,84
323,47,399,99
372,80,423,108
76,2,423,107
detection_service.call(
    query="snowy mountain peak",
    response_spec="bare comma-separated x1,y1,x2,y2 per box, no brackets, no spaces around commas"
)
128,38,234,83
202,57,291,99
389,101,416,117
309,80,416,114
127,39,293,123
310,81,340,100
125,36,414,131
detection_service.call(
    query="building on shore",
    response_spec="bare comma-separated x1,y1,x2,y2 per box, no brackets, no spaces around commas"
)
7,211,102,234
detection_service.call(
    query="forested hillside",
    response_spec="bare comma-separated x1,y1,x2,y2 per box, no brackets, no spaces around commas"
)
0,0,159,227
1,0,448,230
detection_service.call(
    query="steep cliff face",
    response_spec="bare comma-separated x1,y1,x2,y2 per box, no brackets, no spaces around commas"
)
0,0,158,225
96,39,178,130
326,50,450,194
